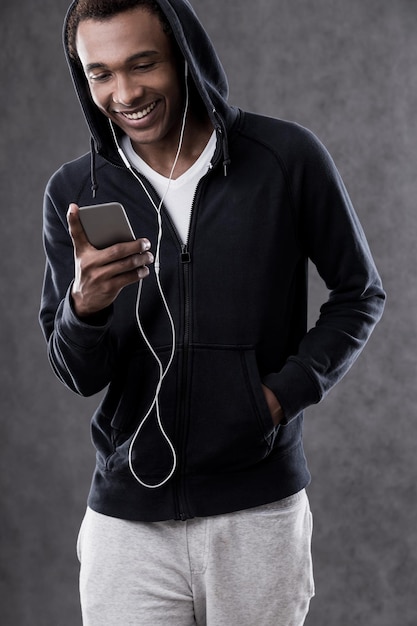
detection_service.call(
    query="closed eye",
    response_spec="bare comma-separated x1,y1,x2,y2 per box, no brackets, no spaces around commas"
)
133,62,157,72
88,72,111,82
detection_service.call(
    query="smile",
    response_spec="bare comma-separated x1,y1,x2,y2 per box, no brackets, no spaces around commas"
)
120,101,157,120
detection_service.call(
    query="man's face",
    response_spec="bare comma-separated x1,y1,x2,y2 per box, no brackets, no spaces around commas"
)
76,7,184,152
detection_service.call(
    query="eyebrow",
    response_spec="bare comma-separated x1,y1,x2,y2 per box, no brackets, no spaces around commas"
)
85,50,159,73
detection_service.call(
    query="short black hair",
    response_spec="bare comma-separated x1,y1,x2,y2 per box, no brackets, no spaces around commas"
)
66,0,172,60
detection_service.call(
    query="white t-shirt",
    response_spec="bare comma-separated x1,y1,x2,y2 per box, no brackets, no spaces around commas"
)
121,132,217,244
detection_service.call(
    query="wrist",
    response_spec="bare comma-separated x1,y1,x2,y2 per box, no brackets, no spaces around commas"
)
70,291,111,325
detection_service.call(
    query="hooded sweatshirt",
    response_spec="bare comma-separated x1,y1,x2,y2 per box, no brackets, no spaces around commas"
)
39,0,385,522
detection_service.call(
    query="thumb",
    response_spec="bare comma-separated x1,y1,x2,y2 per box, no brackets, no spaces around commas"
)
67,203,90,251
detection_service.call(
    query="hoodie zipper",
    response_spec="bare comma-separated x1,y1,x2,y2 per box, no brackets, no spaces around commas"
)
174,176,206,521
173,141,227,519
176,245,191,520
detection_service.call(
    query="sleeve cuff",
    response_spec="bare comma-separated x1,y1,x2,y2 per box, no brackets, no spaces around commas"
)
56,286,113,350
262,358,322,424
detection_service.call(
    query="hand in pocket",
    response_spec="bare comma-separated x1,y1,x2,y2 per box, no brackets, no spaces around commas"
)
261,384,284,426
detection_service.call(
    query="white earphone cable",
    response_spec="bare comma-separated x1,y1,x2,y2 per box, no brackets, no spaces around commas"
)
108,62,189,488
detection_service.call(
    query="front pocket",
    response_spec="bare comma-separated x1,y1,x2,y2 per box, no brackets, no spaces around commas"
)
185,346,277,472
94,346,178,477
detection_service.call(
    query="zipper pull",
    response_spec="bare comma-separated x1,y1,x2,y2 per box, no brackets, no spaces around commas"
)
181,244,191,264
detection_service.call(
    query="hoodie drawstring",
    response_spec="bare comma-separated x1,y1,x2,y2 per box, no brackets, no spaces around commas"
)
90,136,98,198
213,109,231,176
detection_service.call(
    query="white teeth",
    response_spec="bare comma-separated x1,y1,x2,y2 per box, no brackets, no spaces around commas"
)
123,102,156,120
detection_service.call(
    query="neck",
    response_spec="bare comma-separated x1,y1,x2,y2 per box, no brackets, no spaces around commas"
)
131,112,213,179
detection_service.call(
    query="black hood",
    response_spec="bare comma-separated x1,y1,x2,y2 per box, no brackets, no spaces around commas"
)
63,0,238,170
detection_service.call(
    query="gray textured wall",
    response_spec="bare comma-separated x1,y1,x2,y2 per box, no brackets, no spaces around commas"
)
1,0,416,624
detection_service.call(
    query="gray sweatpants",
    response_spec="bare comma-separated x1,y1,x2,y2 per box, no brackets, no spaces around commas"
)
77,490,314,626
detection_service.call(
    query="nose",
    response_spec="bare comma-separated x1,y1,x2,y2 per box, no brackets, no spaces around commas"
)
112,74,143,107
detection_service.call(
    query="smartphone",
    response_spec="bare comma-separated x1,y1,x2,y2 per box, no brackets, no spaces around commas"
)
78,202,136,249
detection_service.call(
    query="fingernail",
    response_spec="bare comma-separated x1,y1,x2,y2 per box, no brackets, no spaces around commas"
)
137,266,149,278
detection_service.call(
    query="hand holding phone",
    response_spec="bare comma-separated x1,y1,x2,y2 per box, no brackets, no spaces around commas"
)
67,203,153,318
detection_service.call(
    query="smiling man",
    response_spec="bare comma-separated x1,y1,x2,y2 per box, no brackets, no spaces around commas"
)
75,6,213,177
39,1,385,624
